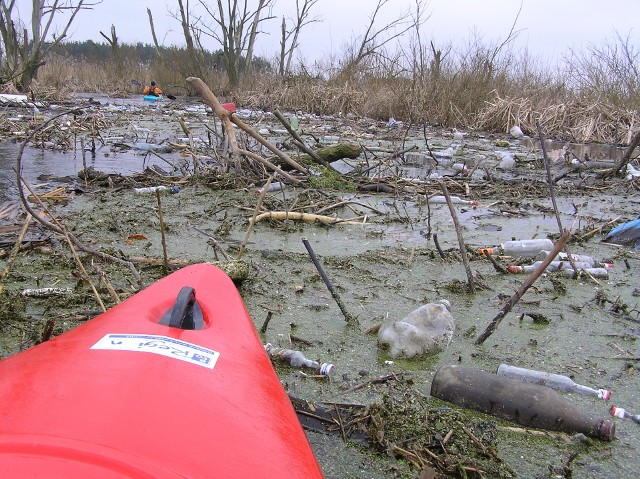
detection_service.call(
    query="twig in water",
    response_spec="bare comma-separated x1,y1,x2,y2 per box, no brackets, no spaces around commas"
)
433,233,446,259
537,121,564,234
260,311,273,334
301,237,356,324
476,231,570,344
21,178,106,312
237,176,272,260
273,110,330,168
483,249,508,273
0,212,31,294
156,190,169,274
439,181,475,293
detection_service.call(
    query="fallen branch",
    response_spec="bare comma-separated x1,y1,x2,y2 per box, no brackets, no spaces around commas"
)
273,110,330,168
238,176,272,260
249,211,365,226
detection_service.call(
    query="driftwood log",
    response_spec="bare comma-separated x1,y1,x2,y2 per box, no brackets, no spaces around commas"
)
295,143,362,165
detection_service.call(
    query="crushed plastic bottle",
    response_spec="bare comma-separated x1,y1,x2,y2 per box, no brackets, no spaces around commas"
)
264,343,335,377
611,406,640,424
378,300,455,358
134,186,180,195
497,364,611,400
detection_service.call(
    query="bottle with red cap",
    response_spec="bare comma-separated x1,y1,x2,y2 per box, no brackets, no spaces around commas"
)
478,238,554,257
611,406,640,424
497,364,611,400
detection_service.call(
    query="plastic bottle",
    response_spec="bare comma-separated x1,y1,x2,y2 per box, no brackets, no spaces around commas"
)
610,406,640,424
497,364,611,400
536,250,597,266
451,163,468,174
501,238,554,257
134,186,180,195
264,343,335,377
430,364,615,440
561,267,609,279
428,195,478,206
255,182,283,195
507,260,603,274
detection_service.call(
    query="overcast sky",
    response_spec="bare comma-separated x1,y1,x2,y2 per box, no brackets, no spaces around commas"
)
12,0,640,66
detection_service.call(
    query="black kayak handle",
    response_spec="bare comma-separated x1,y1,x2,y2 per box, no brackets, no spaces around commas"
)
161,286,205,330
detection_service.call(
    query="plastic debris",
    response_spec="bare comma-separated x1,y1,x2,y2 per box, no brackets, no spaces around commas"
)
265,343,335,377
497,364,611,400
378,300,455,358
611,406,640,424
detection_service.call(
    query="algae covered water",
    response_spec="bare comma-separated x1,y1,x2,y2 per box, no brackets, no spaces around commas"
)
0,100,638,478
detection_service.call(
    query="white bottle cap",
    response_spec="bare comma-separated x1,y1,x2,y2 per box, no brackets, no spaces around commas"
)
319,363,336,377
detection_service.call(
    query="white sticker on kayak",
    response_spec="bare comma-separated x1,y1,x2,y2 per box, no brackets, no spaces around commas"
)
91,334,220,369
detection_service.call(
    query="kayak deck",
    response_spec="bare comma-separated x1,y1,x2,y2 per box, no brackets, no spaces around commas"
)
0,264,323,478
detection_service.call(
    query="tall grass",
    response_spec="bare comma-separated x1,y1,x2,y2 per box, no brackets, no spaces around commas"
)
31,34,640,144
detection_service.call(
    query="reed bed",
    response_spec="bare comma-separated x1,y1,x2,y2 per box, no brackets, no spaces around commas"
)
25,36,640,146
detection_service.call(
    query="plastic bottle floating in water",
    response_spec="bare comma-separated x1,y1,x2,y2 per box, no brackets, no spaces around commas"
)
611,406,640,424
497,364,611,400
264,343,335,377
134,186,180,195
478,238,554,258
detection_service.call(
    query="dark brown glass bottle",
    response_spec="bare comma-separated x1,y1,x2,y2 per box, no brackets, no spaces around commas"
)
430,364,615,441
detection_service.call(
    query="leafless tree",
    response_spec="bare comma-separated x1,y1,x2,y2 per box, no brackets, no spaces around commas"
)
195,0,275,87
0,0,100,91
340,0,424,77
99,25,123,75
278,0,321,76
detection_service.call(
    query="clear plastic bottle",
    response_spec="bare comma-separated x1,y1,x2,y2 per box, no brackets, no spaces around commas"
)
561,267,609,279
507,260,598,274
428,195,478,206
611,406,640,424
430,364,615,440
134,186,180,195
264,343,335,377
255,182,283,195
478,238,554,257
497,364,611,400
500,239,554,257
536,250,597,266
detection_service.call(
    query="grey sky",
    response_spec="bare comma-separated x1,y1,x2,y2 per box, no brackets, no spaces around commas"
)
13,0,640,65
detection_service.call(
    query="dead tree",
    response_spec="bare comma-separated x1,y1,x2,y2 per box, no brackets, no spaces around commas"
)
99,25,123,75
340,0,424,78
195,0,274,87
0,0,100,91
278,0,321,76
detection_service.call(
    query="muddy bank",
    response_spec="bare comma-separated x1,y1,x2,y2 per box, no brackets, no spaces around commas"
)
0,96,639,478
